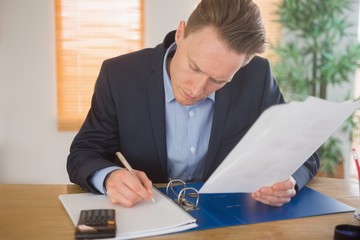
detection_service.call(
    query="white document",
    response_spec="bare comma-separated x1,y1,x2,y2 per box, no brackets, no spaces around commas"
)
200,97,359,193
59,187,197,239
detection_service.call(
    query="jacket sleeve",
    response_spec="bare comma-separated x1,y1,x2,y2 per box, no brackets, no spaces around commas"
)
292,153,320,191
67,60,120,193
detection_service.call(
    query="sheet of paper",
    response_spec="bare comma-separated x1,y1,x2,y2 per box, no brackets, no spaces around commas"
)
200,97,360,193
59,187,197,240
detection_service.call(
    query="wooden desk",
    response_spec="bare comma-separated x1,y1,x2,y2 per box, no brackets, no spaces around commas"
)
0,177,359,240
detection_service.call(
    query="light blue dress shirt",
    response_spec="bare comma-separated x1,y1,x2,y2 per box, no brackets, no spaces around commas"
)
91,43,214,193
164,43,214,181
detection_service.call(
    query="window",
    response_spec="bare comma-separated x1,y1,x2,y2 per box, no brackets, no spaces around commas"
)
55,0,144,130
55,0,278,131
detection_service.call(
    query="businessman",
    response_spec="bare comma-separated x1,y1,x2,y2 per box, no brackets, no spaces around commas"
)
67,0,319,207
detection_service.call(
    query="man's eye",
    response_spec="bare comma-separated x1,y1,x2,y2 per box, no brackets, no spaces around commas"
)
190,64,200,72
212,79,229,85
213,80,224,84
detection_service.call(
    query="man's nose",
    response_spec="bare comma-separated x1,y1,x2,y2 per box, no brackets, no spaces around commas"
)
190,75,207,97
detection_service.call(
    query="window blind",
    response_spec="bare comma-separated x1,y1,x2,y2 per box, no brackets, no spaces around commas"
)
55,0,144,130
55,0,280,131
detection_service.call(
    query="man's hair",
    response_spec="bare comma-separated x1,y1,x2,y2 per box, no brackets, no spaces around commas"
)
185,0,266,59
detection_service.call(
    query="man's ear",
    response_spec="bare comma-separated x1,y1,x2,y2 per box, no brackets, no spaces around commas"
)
175,21,186,44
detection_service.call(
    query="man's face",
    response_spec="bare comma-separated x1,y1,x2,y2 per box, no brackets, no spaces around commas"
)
168,22,247,106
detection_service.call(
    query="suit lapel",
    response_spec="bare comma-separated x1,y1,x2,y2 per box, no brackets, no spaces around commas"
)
203,84,232,179
146,46,168,181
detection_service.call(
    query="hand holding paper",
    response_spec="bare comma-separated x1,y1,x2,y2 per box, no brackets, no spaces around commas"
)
251,177,296,206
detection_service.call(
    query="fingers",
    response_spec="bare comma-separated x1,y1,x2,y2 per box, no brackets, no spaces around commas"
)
136,170,154,194
105,169,153,207
251,188,293,206
272,177,296,191
251,177,297,207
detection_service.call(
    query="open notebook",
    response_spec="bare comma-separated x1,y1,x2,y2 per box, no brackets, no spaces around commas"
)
59,187,197,239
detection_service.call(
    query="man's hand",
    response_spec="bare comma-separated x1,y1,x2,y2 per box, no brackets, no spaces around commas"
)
105,169,153,207
251,177,296,207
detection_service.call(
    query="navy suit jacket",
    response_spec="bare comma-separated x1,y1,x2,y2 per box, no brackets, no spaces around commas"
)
67,31,319,193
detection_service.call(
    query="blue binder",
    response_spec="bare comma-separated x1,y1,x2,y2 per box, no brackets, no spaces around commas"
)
159,182,354,231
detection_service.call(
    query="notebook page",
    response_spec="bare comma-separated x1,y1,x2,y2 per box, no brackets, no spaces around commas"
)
59,187,197,239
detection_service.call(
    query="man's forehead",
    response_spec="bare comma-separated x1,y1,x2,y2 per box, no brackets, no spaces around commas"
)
182,26,247,79
187,51,244,81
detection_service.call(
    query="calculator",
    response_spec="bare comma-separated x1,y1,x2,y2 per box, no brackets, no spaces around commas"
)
75,209,116,239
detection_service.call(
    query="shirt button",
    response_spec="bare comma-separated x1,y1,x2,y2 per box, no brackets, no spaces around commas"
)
190,146,195,153
189,110,194,117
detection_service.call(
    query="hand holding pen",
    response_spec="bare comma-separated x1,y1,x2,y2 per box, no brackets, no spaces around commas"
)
116,152,155,204
103,152,155,207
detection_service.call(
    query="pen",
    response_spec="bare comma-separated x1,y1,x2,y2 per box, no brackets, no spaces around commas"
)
115,152,156,204
352,148,360,198
352,148,360,179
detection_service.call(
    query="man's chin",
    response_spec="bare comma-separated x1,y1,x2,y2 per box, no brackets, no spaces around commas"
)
176,97,198,106
178,101,194,106
174,92,204,105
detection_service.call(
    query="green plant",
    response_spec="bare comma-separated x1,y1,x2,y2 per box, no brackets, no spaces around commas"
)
272,0,360,176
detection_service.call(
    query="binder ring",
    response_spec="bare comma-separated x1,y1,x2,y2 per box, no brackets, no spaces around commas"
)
166,179,186,198
177,187,199,211
166,179,199,211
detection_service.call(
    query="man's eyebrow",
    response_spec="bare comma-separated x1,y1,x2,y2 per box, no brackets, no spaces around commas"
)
187,55,230,83
188,55,202,71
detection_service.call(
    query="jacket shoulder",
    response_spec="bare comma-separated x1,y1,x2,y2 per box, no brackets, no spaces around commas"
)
103,44,165,70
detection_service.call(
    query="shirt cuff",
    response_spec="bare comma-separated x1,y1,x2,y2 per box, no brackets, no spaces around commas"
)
90,166,121,194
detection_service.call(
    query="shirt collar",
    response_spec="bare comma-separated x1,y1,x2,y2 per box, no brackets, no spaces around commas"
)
163,43,215,104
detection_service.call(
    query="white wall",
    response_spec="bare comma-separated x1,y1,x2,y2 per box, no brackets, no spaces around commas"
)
144,0,200,47
1,0,358,184
0,0,73,184
0,0,198,184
